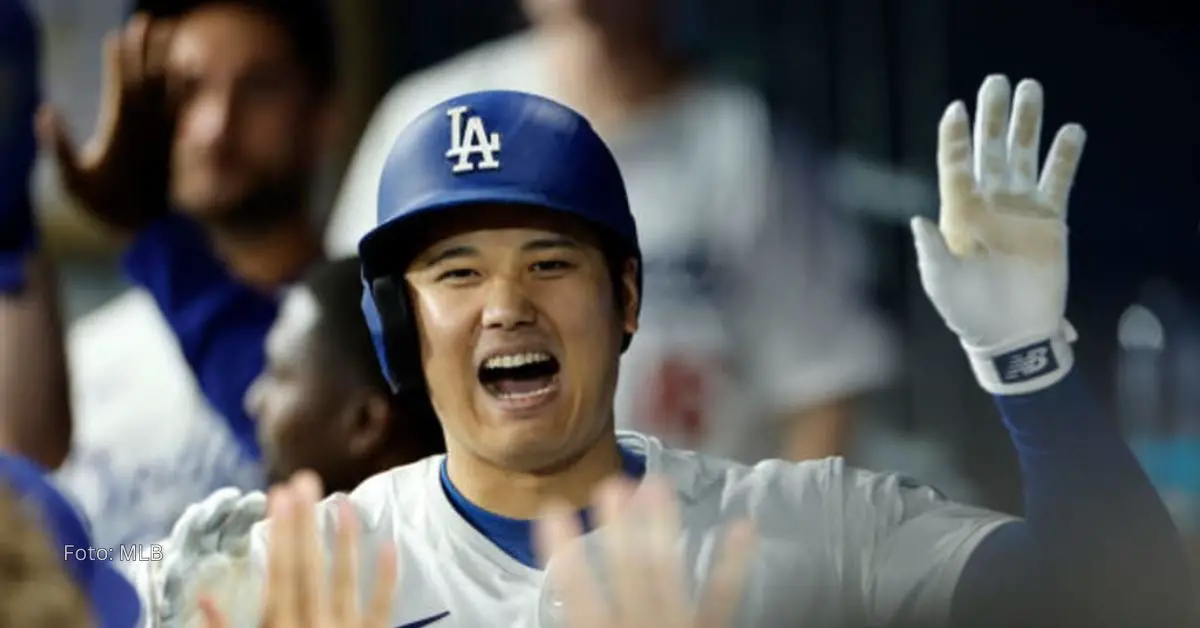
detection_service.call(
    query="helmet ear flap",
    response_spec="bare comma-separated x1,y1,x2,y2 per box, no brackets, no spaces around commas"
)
370,276,425,393
361,274,438,420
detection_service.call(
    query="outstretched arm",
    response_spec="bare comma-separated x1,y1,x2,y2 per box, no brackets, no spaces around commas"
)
911,75,1190,627
0,3,71,469
953,371,1187,627
0,255,71,469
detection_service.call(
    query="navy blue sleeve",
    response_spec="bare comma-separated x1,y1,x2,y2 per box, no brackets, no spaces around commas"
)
951,369,1192,628
0,0,41,293
122,214,279,460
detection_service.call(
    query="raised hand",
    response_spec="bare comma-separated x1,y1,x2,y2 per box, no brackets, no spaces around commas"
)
36,13,176,234
911,74,1086,395
199,471,398,628
535,475,756,628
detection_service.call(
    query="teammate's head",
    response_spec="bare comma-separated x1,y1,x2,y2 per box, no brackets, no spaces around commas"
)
0,489,92,628
142,0,337,232
0,454,141,628
245,257,443,492
359,91,640,474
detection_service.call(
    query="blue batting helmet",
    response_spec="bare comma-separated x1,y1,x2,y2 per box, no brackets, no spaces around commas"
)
358,90,640,395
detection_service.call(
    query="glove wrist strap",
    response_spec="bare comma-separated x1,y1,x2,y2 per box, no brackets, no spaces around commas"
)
963,322,1076,396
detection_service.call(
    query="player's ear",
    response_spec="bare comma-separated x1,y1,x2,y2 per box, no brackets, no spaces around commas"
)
344,390,392,457
619,258,639,335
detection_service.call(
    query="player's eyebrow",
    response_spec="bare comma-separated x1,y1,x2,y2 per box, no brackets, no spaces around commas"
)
421,245,479,268
420,237,578,267
521,237,579,252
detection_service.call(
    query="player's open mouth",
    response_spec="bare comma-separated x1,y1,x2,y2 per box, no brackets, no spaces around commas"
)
477,350,561,404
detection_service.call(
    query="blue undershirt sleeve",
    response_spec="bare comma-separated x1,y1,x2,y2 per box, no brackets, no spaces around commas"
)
951,369,1191,628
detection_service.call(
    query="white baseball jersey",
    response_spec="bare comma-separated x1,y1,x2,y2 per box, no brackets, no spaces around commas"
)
326,33,897,462
54,289,263,547
130,431,1013,628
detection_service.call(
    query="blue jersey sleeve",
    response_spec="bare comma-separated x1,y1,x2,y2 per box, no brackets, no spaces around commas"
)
0,0,41,292
951,370,1191,627
122,214,280,460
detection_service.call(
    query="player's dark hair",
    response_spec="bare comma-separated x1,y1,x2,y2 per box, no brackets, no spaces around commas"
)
300,257,444,455
133,0,338,96
0,488,92,628
601,241,637,345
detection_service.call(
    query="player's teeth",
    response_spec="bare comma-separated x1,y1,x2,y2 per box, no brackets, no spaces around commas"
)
497,383,555,400
484,352,551,370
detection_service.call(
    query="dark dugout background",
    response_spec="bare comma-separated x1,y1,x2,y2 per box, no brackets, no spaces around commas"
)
369,0,1198,514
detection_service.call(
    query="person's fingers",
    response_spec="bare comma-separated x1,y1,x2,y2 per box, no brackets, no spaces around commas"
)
143,18,176,81
597,478,653,620
120,14,150,89
911,215,966,270
265,487,300,627
35,106,83,185
88,30,125,163
696,520,757,628
290,471,328,622
972,74,1012,191
1038,123,1087,215
363,541,400,628
197,595,229,628
936,101,977,220
259,489,277,621
537,500,607,628
331,499,360,623
640,477,691,626
1006,79,1044,192
533,498,572,571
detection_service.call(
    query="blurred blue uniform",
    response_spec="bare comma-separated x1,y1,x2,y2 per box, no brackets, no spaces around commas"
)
30,0,275,545
0,0,40,292
54,220,273,545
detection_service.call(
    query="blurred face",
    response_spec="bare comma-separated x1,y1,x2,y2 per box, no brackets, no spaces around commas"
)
165,3,326,227
404,207,639,473
245,288,362,485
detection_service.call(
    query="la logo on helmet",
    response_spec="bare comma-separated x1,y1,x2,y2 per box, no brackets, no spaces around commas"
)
445,105,502,174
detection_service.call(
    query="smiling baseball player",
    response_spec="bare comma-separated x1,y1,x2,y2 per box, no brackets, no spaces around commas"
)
134,77,1190,628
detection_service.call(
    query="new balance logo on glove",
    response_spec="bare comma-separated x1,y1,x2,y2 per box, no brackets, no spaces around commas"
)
994,341,1058,383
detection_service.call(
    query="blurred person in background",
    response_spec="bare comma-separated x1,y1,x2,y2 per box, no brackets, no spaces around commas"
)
0,453,142,628
245,256,445,493
120,257,444,627
0,0,72,469
327,0,896,463
0,489,93,628
1118,278,1200,583
35,0,340,547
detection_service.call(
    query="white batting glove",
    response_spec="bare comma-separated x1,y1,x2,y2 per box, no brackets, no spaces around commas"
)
912,75,1086,395
154,488,268,627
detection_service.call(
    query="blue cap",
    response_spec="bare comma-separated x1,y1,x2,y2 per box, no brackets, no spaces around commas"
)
358,90,639,276
0,454,142,628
